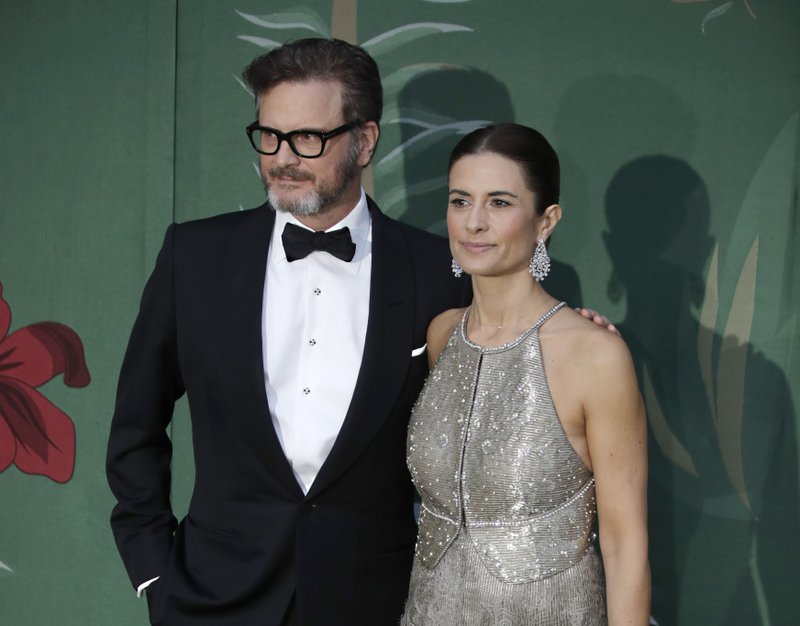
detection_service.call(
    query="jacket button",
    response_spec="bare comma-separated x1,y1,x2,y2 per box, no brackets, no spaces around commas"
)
299,503,317,515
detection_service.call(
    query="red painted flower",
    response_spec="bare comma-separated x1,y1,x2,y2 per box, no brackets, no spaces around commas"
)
0,282,90,483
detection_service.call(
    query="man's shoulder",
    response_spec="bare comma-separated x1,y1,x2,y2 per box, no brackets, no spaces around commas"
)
158,203,273,263
174,202,270,235
374,209,449,256
397,222,453,275
395,219,448,248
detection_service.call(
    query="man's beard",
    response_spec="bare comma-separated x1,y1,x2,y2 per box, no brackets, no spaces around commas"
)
264,134,362,217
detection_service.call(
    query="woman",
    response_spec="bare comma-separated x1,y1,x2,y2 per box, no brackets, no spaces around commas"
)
401,123,650,625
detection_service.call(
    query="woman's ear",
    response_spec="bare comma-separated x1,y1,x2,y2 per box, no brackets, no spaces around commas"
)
538,203,562,240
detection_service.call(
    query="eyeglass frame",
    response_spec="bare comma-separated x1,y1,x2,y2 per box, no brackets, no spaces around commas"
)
246,122,355,158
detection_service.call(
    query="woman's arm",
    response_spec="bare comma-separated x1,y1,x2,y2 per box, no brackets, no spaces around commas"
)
582,331,650,625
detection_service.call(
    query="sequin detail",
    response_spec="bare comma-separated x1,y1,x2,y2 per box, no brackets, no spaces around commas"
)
403,302,606,624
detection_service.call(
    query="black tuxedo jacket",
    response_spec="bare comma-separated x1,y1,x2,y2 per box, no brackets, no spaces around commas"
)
107,199,467,625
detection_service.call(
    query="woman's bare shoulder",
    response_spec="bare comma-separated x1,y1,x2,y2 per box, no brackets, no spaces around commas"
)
426,307,466,366
545,306,632,372
544,308,641,437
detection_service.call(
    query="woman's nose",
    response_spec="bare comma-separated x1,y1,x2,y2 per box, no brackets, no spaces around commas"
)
465,205,487,232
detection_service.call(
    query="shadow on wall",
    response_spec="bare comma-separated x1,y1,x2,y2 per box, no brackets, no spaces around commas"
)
553,72,700,246
604,156,798,626
392,67,582,307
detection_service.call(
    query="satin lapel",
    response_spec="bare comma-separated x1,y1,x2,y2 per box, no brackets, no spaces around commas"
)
307,200,415,498
215,205,303,498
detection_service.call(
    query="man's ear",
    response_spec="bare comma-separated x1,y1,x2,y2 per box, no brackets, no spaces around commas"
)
357,121,380,166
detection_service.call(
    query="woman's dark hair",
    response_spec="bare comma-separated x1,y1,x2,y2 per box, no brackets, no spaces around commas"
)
448,123,560,215
242,38,382,127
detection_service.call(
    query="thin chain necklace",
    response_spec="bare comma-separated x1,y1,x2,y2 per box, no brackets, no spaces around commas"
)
471,298,550,334
472,311,504,331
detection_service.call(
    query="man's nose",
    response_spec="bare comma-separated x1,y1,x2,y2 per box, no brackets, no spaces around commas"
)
273,139,302,167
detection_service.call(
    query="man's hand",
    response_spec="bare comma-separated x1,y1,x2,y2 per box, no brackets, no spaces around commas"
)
576,308,620,336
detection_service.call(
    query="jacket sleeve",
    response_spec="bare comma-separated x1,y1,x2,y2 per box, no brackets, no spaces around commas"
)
106,223,185,590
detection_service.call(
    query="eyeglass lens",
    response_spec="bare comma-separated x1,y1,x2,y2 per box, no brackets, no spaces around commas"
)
252,129,323,157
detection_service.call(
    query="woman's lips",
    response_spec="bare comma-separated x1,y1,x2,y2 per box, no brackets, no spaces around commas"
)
461,242,495,254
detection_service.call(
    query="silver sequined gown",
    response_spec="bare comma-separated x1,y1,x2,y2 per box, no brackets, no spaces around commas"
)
402,303,606,625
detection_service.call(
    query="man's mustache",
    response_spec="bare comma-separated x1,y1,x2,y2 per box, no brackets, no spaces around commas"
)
267,167,315,182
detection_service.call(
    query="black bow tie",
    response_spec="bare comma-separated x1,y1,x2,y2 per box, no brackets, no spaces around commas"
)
281,222,356,262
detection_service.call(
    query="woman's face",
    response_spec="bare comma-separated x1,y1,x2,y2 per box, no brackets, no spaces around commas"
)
447,152,548,279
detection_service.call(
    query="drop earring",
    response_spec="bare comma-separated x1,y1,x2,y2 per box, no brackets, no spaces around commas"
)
529,239,550,282
451,258,463,278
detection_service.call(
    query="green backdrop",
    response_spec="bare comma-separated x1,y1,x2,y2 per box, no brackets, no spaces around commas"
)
1,1,797,624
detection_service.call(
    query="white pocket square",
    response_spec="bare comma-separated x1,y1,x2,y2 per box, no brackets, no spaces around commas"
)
411,344,427,357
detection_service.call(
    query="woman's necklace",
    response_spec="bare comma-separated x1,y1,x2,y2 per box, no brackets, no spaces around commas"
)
471,311,504,334
471,297,551,337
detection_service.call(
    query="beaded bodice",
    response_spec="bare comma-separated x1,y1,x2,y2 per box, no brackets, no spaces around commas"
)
407,302,597,583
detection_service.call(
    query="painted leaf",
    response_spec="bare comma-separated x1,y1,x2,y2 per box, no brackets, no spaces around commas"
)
234,8,329,36
362,23,473,57
378,175,448,216
377,117,490,171
384,105,460,128
701,2,733,35
236,35,282,50
643,365,698,476
742,0,758,19
232,74,253,97
724,113,798,348
382,63,463,98
715,236,758,511
698,243,719,418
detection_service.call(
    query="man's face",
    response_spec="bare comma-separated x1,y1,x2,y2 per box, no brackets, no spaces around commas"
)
257,80,363,218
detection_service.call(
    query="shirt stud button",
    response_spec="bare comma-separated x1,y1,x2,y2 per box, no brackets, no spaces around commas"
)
308,339,317,346
303,387,311,395
313,288,321,295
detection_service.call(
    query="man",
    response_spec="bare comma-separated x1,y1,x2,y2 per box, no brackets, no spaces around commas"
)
107,38,466,626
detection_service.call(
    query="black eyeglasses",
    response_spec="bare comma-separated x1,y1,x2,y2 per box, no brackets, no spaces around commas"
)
246,122,354,158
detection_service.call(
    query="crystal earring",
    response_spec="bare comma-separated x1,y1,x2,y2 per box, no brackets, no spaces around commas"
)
529,239,550,282
451,258,463,278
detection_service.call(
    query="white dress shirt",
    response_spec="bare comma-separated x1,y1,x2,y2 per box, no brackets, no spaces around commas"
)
263,191,372,493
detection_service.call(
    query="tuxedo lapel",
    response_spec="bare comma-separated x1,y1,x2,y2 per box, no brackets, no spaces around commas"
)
308,200,415,498
214,205,304,498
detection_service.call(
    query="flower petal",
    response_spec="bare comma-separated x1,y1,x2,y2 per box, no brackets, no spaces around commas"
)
0,322,90,388
0,376,75,483
0,413,16,473
0,283,10,340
